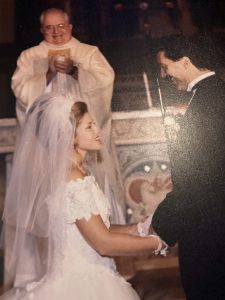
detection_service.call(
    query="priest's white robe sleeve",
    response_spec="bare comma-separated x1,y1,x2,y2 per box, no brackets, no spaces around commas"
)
11,47,48,112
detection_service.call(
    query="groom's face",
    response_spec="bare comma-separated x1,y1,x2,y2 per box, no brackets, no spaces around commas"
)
157,51,189,91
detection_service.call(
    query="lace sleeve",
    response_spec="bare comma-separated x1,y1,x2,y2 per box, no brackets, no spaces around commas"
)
66,179,100,223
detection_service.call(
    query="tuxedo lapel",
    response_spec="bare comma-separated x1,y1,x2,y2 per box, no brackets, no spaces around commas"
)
185,75,216,116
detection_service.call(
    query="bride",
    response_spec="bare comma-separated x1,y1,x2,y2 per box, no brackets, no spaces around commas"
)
1,93,167,300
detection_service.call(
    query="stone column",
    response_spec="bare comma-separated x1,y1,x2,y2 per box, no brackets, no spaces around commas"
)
177,0,197,35
0,118,17,286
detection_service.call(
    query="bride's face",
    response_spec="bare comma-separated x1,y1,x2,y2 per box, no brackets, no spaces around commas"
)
75,112,102,151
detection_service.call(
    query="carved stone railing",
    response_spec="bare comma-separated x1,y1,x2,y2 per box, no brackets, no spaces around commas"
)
111,107,186,223
0,119,17,191
0,118,17,154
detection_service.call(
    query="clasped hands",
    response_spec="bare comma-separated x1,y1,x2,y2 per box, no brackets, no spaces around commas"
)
48,55,78,78
137,215,168,256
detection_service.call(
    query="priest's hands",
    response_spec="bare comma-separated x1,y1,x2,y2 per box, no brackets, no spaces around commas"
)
47,55,78,82
54,55,74,74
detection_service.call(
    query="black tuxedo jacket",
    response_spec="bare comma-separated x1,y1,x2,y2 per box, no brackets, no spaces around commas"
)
152,75,225,299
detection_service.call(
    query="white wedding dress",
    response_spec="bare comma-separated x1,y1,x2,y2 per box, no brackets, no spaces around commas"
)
1,176,140,300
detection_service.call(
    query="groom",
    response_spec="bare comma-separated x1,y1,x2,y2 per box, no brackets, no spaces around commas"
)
151,34,225,300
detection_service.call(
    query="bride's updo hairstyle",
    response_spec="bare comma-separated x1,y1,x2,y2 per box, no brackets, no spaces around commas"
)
71,101,88,127
27,94,88,160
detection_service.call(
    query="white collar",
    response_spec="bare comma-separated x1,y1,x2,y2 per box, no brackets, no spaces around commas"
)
187,72,215,91
41,37,77,49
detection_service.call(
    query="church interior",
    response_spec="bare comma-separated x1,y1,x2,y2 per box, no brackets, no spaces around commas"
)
0,0,225,299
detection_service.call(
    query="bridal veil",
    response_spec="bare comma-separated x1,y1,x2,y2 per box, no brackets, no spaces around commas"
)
2,93,76,287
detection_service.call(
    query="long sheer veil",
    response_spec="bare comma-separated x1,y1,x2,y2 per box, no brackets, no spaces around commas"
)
2,92,76,288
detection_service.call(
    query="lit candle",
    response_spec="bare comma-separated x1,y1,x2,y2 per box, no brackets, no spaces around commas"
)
156,77,165,117
143,72,152,108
